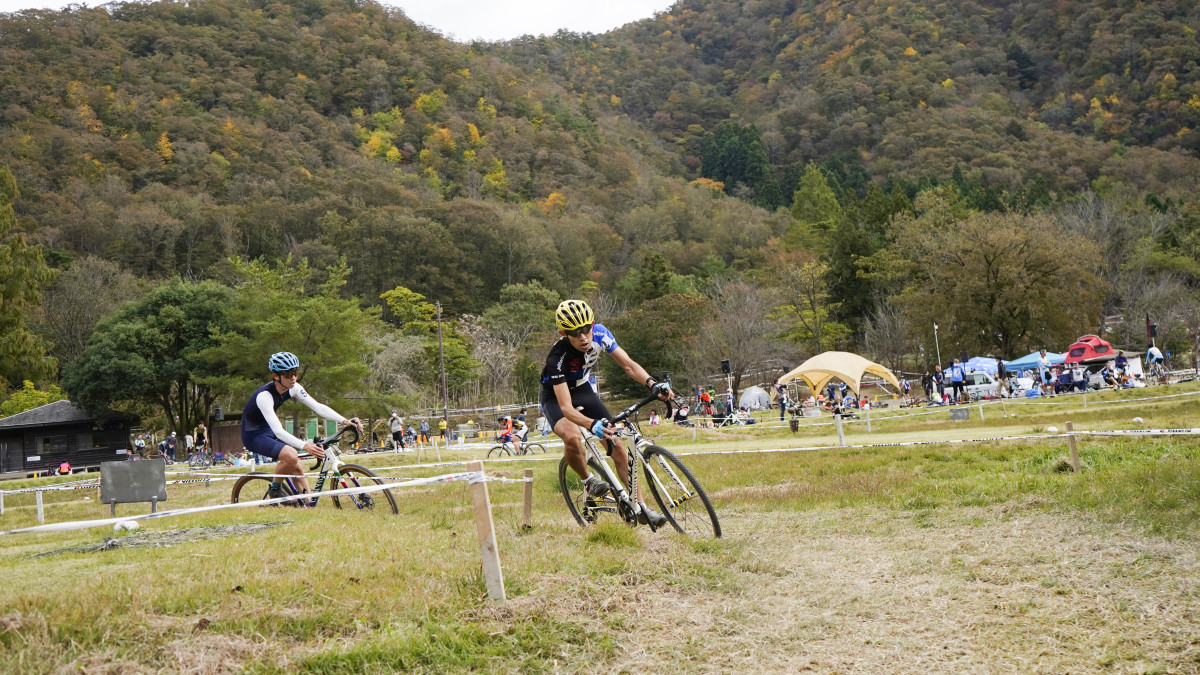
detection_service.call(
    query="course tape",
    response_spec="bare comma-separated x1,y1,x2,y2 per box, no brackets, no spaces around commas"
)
1077,428,1200,436
0,471,483,536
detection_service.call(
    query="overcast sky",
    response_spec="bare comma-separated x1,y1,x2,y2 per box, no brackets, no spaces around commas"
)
0,0,676,42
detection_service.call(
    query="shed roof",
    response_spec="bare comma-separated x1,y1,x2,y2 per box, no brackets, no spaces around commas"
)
0,400,135,430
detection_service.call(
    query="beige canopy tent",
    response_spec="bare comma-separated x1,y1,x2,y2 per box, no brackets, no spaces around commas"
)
777,351,902,396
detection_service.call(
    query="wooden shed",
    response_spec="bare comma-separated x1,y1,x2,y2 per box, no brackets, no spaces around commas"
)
0,400,139,478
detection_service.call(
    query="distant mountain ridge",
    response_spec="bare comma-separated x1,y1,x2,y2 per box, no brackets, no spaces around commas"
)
491,0,1200,199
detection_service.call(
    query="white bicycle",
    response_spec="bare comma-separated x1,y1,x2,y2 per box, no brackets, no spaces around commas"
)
558,394,721,537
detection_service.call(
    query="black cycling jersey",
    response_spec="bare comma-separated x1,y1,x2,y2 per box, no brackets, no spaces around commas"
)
539,323,618,394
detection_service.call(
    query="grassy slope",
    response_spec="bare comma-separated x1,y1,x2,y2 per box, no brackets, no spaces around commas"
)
1,385,1198,672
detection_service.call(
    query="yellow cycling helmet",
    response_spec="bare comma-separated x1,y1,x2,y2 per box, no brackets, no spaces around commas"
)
555,299,594,331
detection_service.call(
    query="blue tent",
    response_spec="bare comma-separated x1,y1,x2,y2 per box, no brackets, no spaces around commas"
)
963,356,999,374
1005,351,1065,371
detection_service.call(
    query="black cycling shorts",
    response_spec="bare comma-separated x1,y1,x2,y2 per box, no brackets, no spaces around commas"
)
540,385,611,435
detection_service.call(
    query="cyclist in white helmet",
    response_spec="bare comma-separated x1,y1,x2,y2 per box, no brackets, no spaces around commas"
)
540,299,674,528
240,352,363,498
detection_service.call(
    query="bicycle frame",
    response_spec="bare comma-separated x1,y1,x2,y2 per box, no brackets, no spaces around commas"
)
578,394,681,528
280,427,362,508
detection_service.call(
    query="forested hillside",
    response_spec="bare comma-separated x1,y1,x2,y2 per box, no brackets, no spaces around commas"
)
494,0,1200,204
3,0,1200,428
0,0,780,311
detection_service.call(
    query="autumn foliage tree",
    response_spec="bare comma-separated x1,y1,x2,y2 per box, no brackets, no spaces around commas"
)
892,192,1107,358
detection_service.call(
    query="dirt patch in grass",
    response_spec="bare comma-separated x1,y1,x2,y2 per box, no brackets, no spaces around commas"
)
507,506,1200,673
32,523,288,557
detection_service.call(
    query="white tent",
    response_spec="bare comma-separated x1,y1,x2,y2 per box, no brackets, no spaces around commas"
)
778,351,902,395
738,386,771,410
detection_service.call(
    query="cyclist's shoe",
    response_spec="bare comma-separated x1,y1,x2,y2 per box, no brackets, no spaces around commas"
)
583,474,611,499
266,481,287,503
638,506,669,529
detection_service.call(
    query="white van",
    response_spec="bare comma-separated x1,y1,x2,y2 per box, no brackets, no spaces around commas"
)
960,371,1000,399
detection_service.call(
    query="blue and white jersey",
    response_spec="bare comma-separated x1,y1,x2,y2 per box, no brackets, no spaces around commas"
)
540,323,619,392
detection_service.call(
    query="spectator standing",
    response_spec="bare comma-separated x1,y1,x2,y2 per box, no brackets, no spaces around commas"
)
165,432,178,463
773,379,788,421
184,432,194,457
439,417,448,441
419,419,430,444
921,371,933,401
996,358,1008,398
932,365,945,402
1037,349,1055,397
948,358,966,404
388,411,406,451
133,434,146,459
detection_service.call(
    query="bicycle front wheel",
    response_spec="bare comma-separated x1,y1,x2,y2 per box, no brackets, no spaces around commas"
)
487,445,511,458
524,442,547,454
559,455,619,527
330,463,398,514
642,445,721,538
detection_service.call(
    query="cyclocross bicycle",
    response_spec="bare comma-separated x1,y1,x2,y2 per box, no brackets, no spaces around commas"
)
559,393,721,537
187,446,212,470
487,436,548,458
230,427,398,514
1149,360,1169,385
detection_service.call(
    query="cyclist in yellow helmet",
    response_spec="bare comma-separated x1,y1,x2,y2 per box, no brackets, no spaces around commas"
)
540,299,674,527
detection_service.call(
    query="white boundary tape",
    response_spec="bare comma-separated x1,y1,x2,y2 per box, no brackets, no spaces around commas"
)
0,470,483,536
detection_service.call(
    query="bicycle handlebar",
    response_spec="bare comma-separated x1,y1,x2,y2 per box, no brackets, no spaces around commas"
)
609,391,673,426
309,426,360,470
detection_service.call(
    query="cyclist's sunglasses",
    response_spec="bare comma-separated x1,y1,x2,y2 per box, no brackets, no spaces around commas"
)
563,323,593,337
277,369,300,378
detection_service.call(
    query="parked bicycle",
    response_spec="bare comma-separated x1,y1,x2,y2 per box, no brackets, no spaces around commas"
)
559,393,721,537
230,427,398,513
487,437,548,458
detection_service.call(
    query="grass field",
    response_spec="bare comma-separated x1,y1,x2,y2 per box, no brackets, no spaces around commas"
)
2,385,1199,673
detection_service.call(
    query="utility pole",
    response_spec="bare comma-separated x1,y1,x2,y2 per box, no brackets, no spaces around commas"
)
437,301,449,429
933,322,943,368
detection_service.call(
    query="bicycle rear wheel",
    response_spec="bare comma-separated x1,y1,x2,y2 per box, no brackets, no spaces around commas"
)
487,444,511,458
231,472,295,504
559,455,619,527
642,446,721,538
330,463,398,514
524,442,547,454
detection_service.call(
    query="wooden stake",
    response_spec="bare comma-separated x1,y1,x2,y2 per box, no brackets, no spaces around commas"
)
1066,421,1080,472
465,460,506,602
865,408,872,432
36,490,44,524
835,413,846,447
521,468,534,532
978,403,985,421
